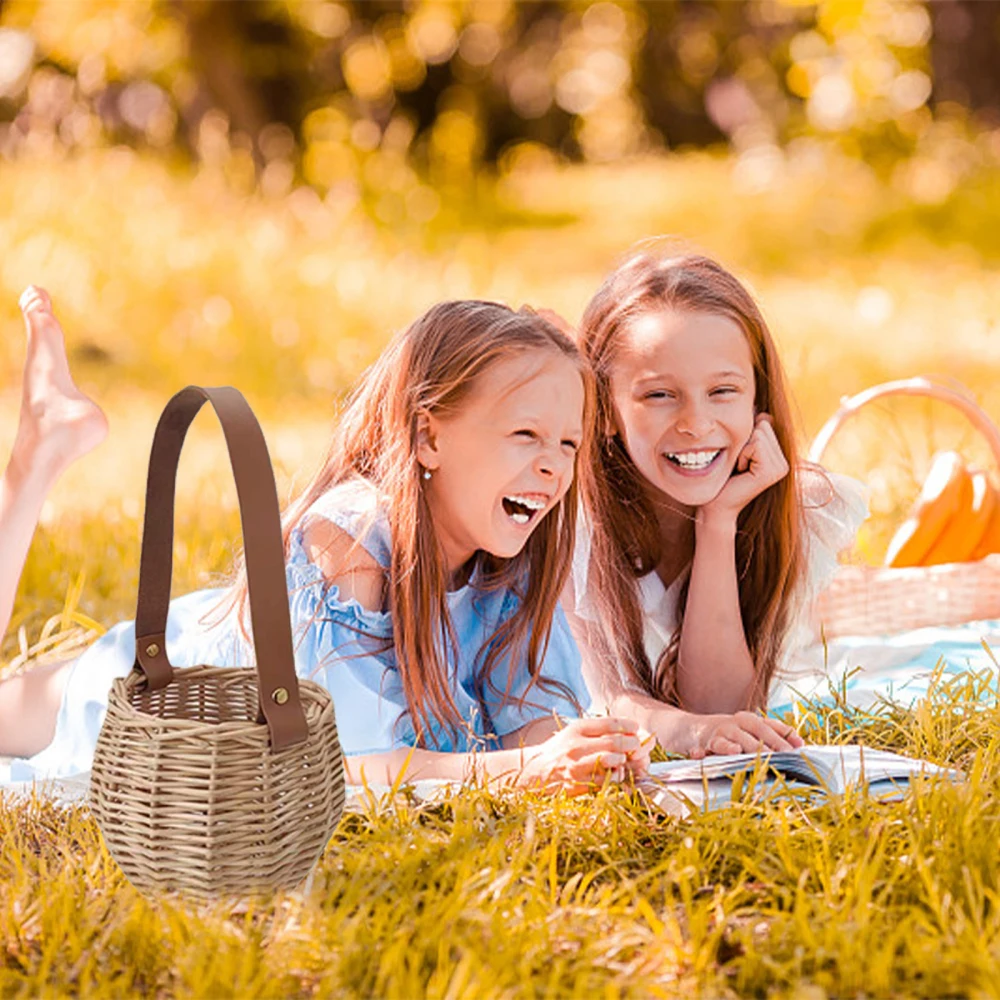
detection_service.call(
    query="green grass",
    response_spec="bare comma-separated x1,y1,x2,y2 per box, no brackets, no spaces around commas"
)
4,144,1000,995
2,678,999,997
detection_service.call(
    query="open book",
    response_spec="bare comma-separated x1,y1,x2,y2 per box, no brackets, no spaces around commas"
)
639,744,963,816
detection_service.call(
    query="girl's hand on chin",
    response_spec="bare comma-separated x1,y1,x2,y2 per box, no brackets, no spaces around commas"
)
518,717,651,795
700,413,790,526
687,711,804,759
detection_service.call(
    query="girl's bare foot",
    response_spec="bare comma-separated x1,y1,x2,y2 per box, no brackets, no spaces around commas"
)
9,286,108,488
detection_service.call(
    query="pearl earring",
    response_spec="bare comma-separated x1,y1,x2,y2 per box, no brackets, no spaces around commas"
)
423,468,432,480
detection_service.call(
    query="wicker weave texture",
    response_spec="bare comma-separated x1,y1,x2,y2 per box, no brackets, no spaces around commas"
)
809,379,1000,639
90,667,345,898
815,554,1000,638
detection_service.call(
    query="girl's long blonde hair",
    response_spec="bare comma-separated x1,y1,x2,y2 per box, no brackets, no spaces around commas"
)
578,251,806,708
228,300,593,747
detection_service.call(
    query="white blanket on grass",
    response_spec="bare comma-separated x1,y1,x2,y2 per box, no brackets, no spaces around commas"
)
6,617,999,808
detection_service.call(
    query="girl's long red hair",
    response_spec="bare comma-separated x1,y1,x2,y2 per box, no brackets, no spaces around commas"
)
224,300,593,746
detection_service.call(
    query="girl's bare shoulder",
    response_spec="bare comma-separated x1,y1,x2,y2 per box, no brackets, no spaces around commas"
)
301,516,385,612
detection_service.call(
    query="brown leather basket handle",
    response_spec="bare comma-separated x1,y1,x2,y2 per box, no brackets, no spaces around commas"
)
133,385,309,751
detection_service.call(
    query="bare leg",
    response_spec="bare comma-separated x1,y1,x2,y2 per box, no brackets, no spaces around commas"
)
0,286,107,644
0,658,74,756
0,287,107,756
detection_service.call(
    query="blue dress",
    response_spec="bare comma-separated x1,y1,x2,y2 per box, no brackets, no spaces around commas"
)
4,479,589,782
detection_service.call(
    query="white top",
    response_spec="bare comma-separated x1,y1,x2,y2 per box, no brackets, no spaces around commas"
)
571,468,869,696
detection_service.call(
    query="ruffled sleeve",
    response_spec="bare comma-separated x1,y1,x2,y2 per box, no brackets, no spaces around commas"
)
296,477,394,569
801,468,868,594
282,481,416,756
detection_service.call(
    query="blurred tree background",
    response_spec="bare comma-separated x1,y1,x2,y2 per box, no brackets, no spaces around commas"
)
1,0,995,211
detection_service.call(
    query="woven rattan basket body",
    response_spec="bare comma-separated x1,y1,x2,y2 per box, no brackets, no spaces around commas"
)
90,386,345,898
810,378,1000,638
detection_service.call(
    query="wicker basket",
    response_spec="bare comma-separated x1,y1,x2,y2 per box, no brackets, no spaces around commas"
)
90,386,345,898
809,377,1000,638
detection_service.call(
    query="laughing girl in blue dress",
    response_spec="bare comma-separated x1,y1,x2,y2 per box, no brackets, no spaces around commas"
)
0,288,648,793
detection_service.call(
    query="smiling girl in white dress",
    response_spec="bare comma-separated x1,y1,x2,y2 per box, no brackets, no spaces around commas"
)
0,289,648,793
567,250,865,758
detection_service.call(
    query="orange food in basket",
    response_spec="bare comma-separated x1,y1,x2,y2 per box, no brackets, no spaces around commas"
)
923,468,994,565
972,484,1000,559
884,452,973,567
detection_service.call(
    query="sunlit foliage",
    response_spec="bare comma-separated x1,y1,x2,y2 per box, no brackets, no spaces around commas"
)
2,1,1000,994
0,0,985,200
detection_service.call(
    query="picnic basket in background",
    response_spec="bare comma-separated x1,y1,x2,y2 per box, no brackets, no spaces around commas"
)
809,377,1000,638
90,386,345,899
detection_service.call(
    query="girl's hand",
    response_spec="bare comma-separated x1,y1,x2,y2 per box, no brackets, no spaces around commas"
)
518,717,651,794
687,711,804,759
701,413,789,526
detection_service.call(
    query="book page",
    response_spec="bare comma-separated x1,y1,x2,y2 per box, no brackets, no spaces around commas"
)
647,751,823,786
647,754,789,783
645,745,962,796
800,745,960,792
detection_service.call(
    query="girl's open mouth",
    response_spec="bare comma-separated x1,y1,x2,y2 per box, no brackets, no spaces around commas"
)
502,494,547,525
664,449,723,475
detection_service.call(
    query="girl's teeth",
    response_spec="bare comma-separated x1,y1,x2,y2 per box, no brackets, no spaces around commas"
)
668,450,720,469
503,494,547,524
506,494,546,510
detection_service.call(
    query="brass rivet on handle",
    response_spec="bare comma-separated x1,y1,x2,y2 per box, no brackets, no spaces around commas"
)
146,643,160,657
272,687,289,705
